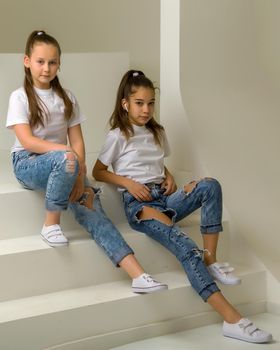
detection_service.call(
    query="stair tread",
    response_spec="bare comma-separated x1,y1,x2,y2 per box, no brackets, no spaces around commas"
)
0,266,264,323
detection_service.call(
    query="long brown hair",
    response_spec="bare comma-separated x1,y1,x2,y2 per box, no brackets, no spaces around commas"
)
110,69,164,145
24,30,73,128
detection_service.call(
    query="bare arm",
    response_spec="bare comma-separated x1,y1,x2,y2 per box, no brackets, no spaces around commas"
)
92,159,152,201
68,124,86,171
68,124,87,202
13,124,71,154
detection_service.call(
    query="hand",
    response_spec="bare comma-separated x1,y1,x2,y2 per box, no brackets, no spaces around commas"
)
69,175,85,203
126,179,152,202
161,174,177,195
184,180,198,194
79,186,95,209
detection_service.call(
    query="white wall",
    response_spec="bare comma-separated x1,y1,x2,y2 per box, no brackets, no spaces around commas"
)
0,53,129,170
179,0,280,282
0,0,160,81
0,0,160,159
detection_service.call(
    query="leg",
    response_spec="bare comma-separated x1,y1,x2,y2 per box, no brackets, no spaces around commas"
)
127,203,219,301
13,150,79,246
166,178,240,284
13,150,79,212
207,291,241,323
44,211,61,226
119,254,144,278
203,232,219,265
69,190,167,293
131,206,273,342
166,177,223,236
209,292,272,343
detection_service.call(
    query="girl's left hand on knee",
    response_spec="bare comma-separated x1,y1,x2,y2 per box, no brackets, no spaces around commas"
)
184,180,198,194
79,187,95,209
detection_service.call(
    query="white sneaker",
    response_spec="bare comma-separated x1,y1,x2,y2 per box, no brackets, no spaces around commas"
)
41,224,68,247
208,262,241,285
132,273,168,294
223,318,273,343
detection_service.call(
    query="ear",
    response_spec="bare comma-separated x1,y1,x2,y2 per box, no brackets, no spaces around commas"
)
121,99,128,112
24,55,30,68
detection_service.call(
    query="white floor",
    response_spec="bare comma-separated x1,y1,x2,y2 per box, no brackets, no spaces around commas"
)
110,313,280,350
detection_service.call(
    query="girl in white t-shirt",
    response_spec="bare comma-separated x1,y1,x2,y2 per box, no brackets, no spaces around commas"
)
6,32,167,294
92,69,272,343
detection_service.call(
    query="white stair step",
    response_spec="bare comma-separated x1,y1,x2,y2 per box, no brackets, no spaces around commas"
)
109,313,280,350
0,227,184,301
0,267,267,350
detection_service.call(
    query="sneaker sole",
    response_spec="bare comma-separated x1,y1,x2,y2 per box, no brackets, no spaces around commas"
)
41,235,69,248
132,285,168,294
223,332,273,343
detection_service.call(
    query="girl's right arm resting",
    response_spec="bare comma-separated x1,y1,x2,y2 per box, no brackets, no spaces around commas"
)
13,124,72,154
92,159,152,201
92,159,131,188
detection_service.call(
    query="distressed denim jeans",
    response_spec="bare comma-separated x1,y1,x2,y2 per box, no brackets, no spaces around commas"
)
12,150,79,211
122,178,223,301
12,150,133,266
69,189,134,266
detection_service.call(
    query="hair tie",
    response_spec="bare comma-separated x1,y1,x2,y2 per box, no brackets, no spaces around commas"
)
132,72,139,77
37,31,44,36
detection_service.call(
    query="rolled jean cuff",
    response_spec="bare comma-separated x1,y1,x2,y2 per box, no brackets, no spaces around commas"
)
45,201,68,211
112,248,134,267
201,223,223,234
199,282,220,302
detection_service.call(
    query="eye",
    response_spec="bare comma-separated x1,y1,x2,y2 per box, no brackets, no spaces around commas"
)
37,60,44,64
149,101,155,106
49,61,58,66
136,101,143,106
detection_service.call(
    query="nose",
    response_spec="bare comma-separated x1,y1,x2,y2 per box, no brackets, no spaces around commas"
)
143,104,149,114
43,62,50,72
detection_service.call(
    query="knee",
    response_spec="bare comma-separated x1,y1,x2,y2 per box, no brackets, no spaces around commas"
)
201,177,222,196
52,150,79,174
64,151,79,174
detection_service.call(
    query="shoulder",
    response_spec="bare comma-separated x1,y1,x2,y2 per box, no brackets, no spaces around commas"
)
9,87,27,102
107,128,124,140
63,89,79,104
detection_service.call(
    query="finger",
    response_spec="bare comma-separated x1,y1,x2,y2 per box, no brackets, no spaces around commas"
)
143,185,151,192
163,185,172,195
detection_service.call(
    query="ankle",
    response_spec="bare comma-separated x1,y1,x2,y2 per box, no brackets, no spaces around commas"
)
224,316,242,324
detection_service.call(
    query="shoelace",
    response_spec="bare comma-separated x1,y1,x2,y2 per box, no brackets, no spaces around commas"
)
214,263,234,275
193,248,211,259
143,274,159,283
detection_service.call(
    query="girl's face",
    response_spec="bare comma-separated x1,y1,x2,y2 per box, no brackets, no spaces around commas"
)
24,43,60,89
124,86,155,127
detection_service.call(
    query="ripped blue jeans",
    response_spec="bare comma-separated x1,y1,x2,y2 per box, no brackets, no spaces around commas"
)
122,178,222,301
12,150,134,266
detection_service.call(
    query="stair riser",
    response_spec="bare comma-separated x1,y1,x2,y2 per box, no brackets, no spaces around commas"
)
0,234,183,301
0,272,266,350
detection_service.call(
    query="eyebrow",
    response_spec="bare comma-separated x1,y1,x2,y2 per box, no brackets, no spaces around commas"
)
133,98,155,102
36,57,59,61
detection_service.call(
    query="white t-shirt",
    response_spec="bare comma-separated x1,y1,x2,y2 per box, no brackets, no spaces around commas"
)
98,125,171,188
6,86,86,153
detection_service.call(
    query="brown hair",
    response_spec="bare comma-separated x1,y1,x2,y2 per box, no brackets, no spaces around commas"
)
109,69,164,145
24,30,73,128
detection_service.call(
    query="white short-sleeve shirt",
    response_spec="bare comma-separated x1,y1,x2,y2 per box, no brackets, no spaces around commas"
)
6,86,86,153
98,125,171,188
